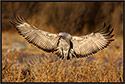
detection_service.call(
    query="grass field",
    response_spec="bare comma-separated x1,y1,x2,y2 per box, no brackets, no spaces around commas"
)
2,30,123,82
2,2,123,82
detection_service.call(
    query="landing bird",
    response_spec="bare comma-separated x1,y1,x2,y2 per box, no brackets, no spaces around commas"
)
10,13,114,60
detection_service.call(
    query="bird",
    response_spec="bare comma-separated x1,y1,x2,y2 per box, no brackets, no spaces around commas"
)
10,12,114,60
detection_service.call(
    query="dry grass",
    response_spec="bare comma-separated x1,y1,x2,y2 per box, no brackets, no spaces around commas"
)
2,31,123,82
2,2,123,82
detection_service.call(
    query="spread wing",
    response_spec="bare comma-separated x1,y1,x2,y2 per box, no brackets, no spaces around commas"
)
71,23,114,58
10,13,59,52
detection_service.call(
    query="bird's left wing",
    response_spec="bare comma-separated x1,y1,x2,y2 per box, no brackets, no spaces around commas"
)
71,23,114,58
10,13,59,52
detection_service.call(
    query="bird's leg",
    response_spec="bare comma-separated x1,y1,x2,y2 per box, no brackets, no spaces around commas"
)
70,49,77,59
61,48,64,59
54,47,64,59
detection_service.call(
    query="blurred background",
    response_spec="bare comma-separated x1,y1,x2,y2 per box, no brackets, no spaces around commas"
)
2,2,123,82
2,2,123,35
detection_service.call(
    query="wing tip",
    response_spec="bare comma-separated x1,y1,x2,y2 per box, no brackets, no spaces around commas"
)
97,23,115,41
10,11,27,27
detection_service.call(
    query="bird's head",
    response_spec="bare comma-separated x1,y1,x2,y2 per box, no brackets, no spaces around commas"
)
58,32,72,40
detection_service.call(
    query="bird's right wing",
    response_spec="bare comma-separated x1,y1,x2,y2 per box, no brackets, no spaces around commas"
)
10,13,59,52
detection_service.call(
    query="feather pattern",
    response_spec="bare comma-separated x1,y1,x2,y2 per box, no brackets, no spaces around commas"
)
10,12,114,60
10,12,59,52
71,23,114,58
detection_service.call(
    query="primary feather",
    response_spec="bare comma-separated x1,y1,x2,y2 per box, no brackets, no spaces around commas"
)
10,12,59,52
71,24,114,58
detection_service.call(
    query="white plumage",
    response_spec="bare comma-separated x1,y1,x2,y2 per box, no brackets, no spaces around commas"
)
10,13,114,60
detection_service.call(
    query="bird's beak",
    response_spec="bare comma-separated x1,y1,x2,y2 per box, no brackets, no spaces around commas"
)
58,35,62,38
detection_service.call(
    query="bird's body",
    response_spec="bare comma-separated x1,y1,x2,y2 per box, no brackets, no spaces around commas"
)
10,13,114,60
57,38,70,59
55,32,73,59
